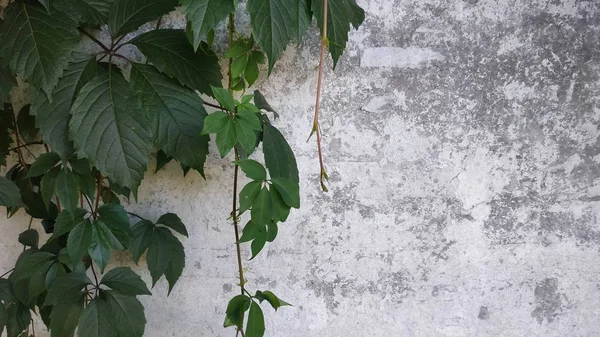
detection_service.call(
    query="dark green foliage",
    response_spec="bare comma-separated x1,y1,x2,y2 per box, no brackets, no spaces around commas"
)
0,0,363,335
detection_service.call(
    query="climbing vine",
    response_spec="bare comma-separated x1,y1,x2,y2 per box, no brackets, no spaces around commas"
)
0,0,364,336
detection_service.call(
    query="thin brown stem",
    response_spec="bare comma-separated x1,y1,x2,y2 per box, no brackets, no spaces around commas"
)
203,100,225,110
93,173,103,219
90,264,100,294
228,13,235,90
10,113,27,167
78,27,110,53
312,0,329,192
0,268,14,278
0,141,44,155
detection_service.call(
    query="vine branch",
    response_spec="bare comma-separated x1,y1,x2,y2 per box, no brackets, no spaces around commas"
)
0,141,44,155
311,0,330,192
78,27,110,53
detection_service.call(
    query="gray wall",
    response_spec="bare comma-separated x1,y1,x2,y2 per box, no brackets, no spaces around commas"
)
2,0,600,336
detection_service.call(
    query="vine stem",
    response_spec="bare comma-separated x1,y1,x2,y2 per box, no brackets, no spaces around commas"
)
0,141,44,155
78,27,110,53
0,268,14,278
228,12,246,337
312,0,329,192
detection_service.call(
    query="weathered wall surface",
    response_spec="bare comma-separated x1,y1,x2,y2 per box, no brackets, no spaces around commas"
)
2,0,600,336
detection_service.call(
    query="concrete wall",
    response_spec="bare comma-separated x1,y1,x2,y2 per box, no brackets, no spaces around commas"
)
2,0,600,336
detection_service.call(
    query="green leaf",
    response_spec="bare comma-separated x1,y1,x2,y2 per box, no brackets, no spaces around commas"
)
247,0,300,71
244,58,259,86
154,150,172,173
163,230,185,295
89,221,120,272
225,295,250,328
251,187,272,225
271,177,300,208
18,229,39,248
237,160,266,181
26,152,61,178
262,124,299,183
101,267,151,296
269,187,290,222
131,29,222,95
0,177,24,208
30,54,97,159
250,233,267,259
146,227,170,286
40,166,60,209
235,120,259,154
312,0,365,67
67,219,92,266
216,119,236,158
37,0,51,11
254,290,290,311
54,0,114,27
239,181,262,215
181,0,234,51
98,203,131,249
44,272,91,306
0,65,15,106
266,221,278,242
5,303,30,337
201,111,230,135
52,208,88,238
55,168,79,214
12,251,55,281
104,291,146,337
245,301,265,337
128,220,154,264
16,105,38,142
157,213,188,237
231,54,248,79
239,221,262,243
108,0,178,38
236,110,263,130
0,2,79,97
45,262,67,289
78,296,118,337
211,86,236,112
253,90,276,115
69,70,152,191
0,278,15,303
130,63,209,175
49,299,84,337
0,303,5,336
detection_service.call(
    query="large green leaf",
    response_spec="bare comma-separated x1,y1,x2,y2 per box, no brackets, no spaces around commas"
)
89,222,119,273
108,0,178,38
69,70,152,191
25,152,61,178
54,0,114,27
130,63,209,175
100,267,151,296
44,272,91,306
104,291,146,337
181,0,234,51
251,187,272,225
78,296,118,337
131,29,222,95
0,2,79,97
163,230,185,294
0,177,24,208
49,299,84,337
52,208,88,238
12,251,55,281
5,303,30,337
146,227,170,286
311,0,365,67
247,0,309,70
262,124,298,183
67,219,93,266
30,54,97,159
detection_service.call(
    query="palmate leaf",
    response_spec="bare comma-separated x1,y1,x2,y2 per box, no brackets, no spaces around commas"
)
69,70,152,191
0,177,24,208
78,296,118,337
49,299,84,337
131,29,222,95
0,1,79,97
247,0,311,71
181,0,234,51
108,0,178,38
104,291,146,337
311,0,365,67
31,54,98,159
130,63,210,175
101,267,151,296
